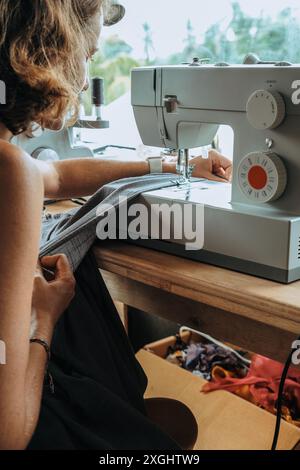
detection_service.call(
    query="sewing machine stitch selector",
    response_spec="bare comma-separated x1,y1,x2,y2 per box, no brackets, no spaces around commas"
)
238,151,287,203
246,90,286,130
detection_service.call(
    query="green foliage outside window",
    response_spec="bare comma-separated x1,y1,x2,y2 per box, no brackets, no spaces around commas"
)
86,2,300,108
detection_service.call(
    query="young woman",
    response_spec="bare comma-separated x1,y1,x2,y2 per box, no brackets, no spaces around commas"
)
0,0,232,450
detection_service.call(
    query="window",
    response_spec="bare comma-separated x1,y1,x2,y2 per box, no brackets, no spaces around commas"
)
84,0,300,154
92,0,300,105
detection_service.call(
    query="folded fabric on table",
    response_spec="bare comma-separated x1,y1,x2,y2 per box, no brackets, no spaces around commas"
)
40,173,177,271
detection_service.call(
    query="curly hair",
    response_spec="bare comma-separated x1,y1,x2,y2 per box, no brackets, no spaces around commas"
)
0,0,106,135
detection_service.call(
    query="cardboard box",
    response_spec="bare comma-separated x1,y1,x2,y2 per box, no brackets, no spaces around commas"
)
136,332,300,450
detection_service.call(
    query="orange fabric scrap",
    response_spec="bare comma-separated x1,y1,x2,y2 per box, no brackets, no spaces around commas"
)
203,355,300,421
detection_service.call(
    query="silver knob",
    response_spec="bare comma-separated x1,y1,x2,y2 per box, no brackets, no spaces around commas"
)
189,57,210,66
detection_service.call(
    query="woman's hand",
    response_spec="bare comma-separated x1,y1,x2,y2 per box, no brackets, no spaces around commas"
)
31,254,76,338
190,150,233,182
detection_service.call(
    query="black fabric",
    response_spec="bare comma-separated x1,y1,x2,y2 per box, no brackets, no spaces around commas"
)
28,250,181,450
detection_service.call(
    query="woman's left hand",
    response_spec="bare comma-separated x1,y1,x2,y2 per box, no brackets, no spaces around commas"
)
190,150,233,182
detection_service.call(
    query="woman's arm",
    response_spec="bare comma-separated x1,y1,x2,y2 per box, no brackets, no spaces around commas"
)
0,143,75,449
36,158,176,199
0,142,44,449
24,255,75,446
36,151,232,200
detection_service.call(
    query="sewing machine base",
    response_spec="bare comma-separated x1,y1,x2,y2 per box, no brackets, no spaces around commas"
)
127,181,300,284
129,239,300,284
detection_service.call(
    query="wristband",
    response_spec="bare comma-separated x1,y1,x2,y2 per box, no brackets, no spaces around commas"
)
147,156,163,174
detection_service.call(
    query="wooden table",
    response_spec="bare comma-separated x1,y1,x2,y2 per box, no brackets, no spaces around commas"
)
94,241,300,364
47,200,300,364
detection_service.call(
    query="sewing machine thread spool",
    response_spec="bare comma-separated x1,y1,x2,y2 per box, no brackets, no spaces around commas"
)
74,77,109,128
92,77,104,120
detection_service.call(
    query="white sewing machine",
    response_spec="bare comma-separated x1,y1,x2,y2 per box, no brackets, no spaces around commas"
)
131,55,300,283
16,52,300,283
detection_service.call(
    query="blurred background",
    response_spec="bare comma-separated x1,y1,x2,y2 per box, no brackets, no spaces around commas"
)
82,0,300,160
90,0,300,106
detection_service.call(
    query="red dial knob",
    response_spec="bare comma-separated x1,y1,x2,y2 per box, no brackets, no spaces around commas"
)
238,152,287,203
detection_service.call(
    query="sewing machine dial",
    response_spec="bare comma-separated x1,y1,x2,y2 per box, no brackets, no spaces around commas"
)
238,152,287,203
246,90,286,130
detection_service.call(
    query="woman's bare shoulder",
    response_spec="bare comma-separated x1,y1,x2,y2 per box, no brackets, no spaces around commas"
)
0,140,38,176
0,140,44,211
0,139,29,161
